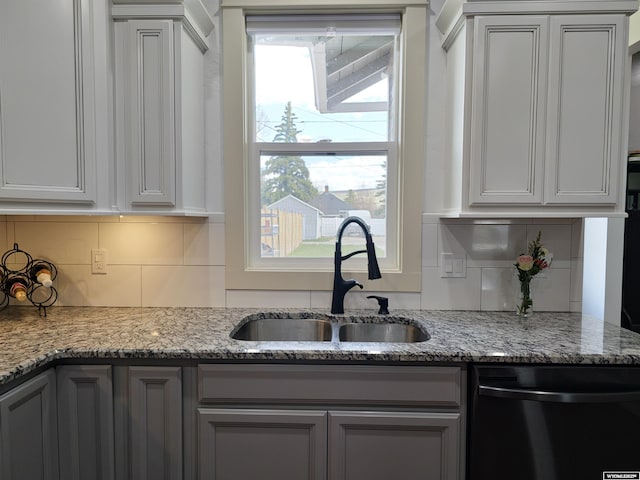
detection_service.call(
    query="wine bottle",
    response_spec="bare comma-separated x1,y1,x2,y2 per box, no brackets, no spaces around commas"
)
5,275,29,302
30,262,53,287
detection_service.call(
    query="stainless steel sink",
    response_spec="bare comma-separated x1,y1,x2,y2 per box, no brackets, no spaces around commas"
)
338,322,429,343
231,316,333,342
231,313,430,343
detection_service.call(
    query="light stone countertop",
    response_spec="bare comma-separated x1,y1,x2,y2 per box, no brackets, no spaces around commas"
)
1,306,640,387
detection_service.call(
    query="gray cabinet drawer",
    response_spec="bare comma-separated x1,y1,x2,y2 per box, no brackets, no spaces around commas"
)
198,364,461,407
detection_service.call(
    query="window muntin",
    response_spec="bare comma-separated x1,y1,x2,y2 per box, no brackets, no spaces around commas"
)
248,14,399,267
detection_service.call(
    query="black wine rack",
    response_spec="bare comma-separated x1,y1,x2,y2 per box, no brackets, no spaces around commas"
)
0,243,58,316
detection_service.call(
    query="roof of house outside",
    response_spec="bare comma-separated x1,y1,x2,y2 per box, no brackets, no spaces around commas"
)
309,188,352,215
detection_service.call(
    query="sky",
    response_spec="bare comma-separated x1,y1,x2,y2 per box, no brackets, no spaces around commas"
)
254,43,389,191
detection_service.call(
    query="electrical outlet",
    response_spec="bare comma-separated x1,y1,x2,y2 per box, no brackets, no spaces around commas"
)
92,249,108,274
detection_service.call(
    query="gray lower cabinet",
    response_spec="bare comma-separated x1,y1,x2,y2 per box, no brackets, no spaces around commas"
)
196,408,460,480
57,365,115,480
0,369,59,480
195,364,464,480
198,408,328,480
114,366,183,480
0,363,464,480
329,411,460,480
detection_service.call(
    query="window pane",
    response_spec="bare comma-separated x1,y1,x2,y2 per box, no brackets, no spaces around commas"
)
252,30,396,143
260,153,387,258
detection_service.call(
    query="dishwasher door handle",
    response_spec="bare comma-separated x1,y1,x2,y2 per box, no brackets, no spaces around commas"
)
478,384,640,403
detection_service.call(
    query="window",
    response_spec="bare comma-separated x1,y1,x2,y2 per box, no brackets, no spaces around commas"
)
222,0,427,292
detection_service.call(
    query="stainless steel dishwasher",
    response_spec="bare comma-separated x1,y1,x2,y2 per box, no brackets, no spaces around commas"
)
468,365,640,480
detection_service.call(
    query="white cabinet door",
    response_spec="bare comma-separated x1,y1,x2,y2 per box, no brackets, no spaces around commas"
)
117,19,176,207
544,14,626,205
113,2,213,214
0,0,100,204
469,16,548,205
462,12,628,212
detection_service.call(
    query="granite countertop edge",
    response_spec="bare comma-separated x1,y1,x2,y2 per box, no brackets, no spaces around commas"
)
1,306,640,387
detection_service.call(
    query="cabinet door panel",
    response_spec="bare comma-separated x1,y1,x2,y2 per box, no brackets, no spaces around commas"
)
470,16,548,204
0,370,58,480
0,0,96,203
198,408,327,480
128,366,182,480
545,15,625,204
57,365,115,480
329,411,460,480
120,20,176,206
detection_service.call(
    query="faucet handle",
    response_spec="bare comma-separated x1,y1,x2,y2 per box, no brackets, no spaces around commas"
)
367,295,389,315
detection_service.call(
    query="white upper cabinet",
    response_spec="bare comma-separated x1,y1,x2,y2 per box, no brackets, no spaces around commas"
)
0,0,110,212
113,0,214,214
469,15,549,205
438,0,636,217
545,15,626,205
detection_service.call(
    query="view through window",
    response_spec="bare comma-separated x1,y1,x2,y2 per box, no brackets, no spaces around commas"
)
249,15,399,260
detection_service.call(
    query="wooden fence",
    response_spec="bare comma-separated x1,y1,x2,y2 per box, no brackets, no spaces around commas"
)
261,207,303,257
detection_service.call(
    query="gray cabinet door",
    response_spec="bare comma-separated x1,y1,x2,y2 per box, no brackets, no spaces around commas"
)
328,411,461,480
57,365,115,480
115,366,183,480
198,408,327,480
0,369,59,480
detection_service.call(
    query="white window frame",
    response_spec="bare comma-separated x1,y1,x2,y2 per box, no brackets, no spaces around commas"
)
222,0,427,292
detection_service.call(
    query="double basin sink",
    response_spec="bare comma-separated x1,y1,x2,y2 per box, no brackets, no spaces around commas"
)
230,312,429,343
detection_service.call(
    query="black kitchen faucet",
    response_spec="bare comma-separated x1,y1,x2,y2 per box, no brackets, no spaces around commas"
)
331,216,382,314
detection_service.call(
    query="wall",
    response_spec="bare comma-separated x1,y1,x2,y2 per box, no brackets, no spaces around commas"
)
0,0,584,312
0,215,582,311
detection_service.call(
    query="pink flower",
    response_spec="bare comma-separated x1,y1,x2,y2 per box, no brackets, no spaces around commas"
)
517,255,534,271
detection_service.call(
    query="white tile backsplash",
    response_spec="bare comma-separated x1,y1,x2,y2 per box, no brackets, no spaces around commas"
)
226,290,311,309
422,223,439,267
525,223,572,268
184,221,225,266
56,264,142,307
100,222,184,265
570,258,584,303
532,267,571,311
310,290,421,311
480,266,571,312
0,216,582,311
439,223,527,267
481,267,515,311
421,266,482,310
141,265,225,307
14,221,98,264
571,219,584,258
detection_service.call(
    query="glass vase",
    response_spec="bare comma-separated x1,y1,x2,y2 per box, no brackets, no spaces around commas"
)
516,276,533,317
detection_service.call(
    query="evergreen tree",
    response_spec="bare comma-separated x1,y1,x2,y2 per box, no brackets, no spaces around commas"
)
261,102,318,205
